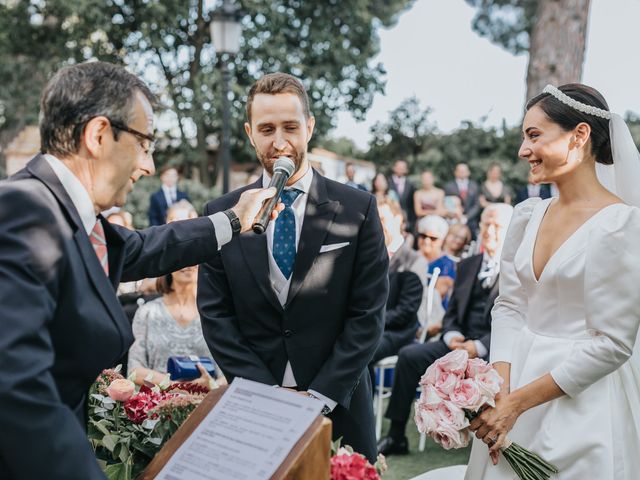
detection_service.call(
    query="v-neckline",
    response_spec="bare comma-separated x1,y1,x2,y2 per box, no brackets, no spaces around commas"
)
530,199,621,283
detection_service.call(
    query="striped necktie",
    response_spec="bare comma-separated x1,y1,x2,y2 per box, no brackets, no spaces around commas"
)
90,219,109,276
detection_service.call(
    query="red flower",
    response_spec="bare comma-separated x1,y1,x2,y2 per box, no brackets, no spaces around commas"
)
330,453,380,480
124,387,166,424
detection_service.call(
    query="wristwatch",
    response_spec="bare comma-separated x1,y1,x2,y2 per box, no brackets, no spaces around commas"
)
223,209,241,236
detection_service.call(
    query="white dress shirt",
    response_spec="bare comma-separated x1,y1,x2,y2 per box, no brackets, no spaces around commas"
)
43,154,232,249
162,184,177,206
391,175,406,196
261,167,337,411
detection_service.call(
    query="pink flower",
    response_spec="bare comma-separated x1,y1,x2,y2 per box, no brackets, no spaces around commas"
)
475,369,504,407
330,452,380,480
434,400,469,430
419,384,445,408
414,403,440,434
434,349,468,374
420,362,438,386
433,369,461,397
450,378,485,412
466,357,492,377
106,379,135,402
432,421,470,450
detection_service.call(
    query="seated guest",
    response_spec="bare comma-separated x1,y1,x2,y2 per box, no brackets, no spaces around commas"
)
128,201,226,388
376,203,513,455
148,165,190,226
442,223,472,261
369,202,424,385
416,215,456,310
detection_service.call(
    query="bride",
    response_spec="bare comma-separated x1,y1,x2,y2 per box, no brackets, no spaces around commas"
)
464,83,640,480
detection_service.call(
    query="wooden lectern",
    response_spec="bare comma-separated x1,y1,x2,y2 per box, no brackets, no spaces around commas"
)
140,386,332,480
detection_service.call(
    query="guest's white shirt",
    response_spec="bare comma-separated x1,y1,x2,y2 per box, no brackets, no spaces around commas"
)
43,154,232,249
455,178,469,192
391,174,406,196
527,183,541,198
261,166,336,411
162,184,177,206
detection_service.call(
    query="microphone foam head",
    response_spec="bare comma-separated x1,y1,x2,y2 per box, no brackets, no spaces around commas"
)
274,157,296,177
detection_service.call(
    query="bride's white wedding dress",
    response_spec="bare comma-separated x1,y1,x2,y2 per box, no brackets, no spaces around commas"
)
465,197,640,480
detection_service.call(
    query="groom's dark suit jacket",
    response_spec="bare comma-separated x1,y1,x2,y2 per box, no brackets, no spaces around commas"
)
198,172,389,461
441,253,499,357
0,155,221,479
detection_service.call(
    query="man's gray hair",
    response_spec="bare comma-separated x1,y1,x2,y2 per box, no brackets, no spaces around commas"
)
39,61,156,158
481,202,514,226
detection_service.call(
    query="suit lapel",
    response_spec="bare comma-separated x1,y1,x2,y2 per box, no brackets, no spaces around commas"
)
456,254,483,324
286,173,339,307
239,231,284,312
26,155,132,348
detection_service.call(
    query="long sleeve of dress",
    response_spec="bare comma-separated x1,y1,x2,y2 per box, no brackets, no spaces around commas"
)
489,198,540,364
550,205,640,397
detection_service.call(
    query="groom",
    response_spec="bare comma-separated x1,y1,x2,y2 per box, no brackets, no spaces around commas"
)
377,203,513,455
197,72,389,462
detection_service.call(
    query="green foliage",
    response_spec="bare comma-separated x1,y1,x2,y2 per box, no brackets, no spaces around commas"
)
0,0,416,176
366,97,527,190
463,0,539,55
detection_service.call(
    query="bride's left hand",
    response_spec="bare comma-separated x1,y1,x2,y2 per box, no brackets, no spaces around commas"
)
469,392,522,463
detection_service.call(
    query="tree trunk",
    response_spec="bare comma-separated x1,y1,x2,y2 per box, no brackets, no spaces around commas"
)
525,0,591,102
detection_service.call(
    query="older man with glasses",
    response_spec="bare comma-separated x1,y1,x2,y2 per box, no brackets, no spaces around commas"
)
0,61,280,480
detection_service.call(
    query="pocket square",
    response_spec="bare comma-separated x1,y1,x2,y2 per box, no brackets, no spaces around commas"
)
319,242,350,253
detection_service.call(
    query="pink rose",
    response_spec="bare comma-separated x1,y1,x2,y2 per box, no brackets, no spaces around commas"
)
450,378,485,412
419,384,445,408
434,369,460,397
432,422,470,450
466,357,491,377
106,378,135,402
414,403,439,434
475,369,503,407
420,362,438,386
434,400,469,430
434,350,468,374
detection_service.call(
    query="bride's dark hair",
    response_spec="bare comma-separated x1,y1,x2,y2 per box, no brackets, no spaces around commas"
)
526,83,613,165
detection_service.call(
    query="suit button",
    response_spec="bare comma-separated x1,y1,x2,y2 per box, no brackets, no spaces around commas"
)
284,329,293,337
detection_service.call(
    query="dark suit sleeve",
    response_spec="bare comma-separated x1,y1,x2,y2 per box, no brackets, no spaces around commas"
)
196,202,278,386
0,187,106,479
385,272,423,329
465,182,482,221
117,216,219,282
148,191,163,226
441,261,469,337
309,195,389,408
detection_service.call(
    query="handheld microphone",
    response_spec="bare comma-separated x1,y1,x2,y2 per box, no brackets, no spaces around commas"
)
252,157,296,234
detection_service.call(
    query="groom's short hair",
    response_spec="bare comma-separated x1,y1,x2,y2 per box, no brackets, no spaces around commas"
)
246,72,310,123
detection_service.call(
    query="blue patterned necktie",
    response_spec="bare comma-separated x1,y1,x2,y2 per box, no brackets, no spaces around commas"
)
273,189,302,279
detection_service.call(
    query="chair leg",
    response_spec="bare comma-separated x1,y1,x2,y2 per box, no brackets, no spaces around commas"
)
375,366,385,439
419,432,426,452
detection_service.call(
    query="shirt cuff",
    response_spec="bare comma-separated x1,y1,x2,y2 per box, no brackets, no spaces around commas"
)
443,331,463,348
307,390,337,412
209,211,232,251
474,340,488,359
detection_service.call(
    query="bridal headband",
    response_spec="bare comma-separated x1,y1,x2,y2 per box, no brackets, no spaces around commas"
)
541,84,640,208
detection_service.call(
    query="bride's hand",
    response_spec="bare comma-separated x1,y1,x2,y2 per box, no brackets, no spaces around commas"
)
469,392,522,461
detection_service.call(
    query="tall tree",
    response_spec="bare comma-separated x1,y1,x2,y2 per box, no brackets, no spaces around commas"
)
0,0,416,184
465,0,591,101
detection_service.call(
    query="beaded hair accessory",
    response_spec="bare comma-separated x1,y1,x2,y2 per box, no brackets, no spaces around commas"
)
542,85,612,120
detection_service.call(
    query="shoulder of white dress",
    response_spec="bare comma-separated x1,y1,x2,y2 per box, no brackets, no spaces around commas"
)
599,203,640,233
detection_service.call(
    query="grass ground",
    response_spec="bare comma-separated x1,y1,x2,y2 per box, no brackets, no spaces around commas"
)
378,401,471,480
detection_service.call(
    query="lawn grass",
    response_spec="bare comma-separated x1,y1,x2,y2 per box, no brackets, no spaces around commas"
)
378,401,471,480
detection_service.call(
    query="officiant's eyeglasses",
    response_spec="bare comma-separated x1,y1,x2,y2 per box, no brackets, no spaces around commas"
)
108,118,156,157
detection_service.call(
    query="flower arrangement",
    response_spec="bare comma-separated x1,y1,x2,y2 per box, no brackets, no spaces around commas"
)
330,439,387,480
414,350,559,480
87,366,212,480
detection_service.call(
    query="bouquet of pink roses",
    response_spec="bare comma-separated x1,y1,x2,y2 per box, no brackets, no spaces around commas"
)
414,350,558,480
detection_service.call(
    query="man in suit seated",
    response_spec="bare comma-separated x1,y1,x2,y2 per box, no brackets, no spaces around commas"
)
148,165,190,225
369,201,424,387
376,202,514,455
